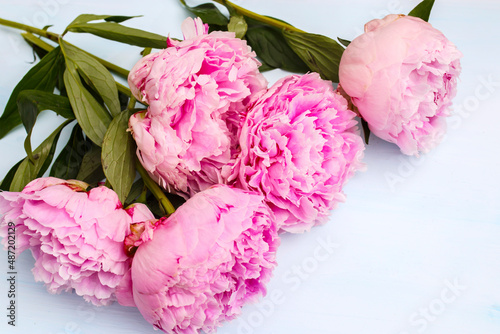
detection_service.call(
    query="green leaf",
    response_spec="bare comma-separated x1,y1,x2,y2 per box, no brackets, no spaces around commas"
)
76,144,105,184
207,24,228,33
60,41,120,117
66,14,141,28
257,61,274,72
17,90,74,119
22,34,49,59
104,15,142,23
9,120,71,192
145,192,164,218
263,15,294,26
17,94,38,162
66,22,167,49
18,95,38,134
360,118,371,145
0,47,64,139
50,124,91,179
166,192,186,210
0,159,23,191
16,90,74,161
63,65,112,146
408,0,435,22
125,178,145,206
228,14,247,39
118,91,130,111
101,110,136,204
179,0,229,26
38,127,67,179
338,37,351,48
283,29,345,83
245,20,309,73
67,14,108,27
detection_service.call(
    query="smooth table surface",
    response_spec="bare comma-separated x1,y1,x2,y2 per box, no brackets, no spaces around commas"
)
0,0,499,333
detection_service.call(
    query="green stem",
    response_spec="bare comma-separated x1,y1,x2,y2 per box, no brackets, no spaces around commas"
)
135,159,175,216
213,0,305,32
0,17,59,42
127,96,137,110
90,52,129,78
136,186,148,204
116,81,133,98
142,47,152,57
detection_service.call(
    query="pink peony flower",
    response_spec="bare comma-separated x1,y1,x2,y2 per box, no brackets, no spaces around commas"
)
339,14,462,156
128,17,267,197
229,73,365,233
0,177,155,306
127,185,279,334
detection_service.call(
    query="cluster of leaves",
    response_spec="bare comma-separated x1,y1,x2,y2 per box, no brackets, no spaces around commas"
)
0,14,181,215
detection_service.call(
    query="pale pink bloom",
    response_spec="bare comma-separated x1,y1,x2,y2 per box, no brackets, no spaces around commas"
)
128,17,267,197
0,177,154,306
339,14,462,155
229,73,365,233
127,185,279,334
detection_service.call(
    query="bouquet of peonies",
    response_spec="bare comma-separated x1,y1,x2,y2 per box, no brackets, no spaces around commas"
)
0,0,461,333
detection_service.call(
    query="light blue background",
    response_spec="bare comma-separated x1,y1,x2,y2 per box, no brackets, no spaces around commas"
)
0,0,499,333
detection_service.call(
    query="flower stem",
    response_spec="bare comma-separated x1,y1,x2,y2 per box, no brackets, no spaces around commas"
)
213,0,305,33
92,53,129,78
117,82,133,98
0,17,59,42
135,158,176,216
127,96,137,110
